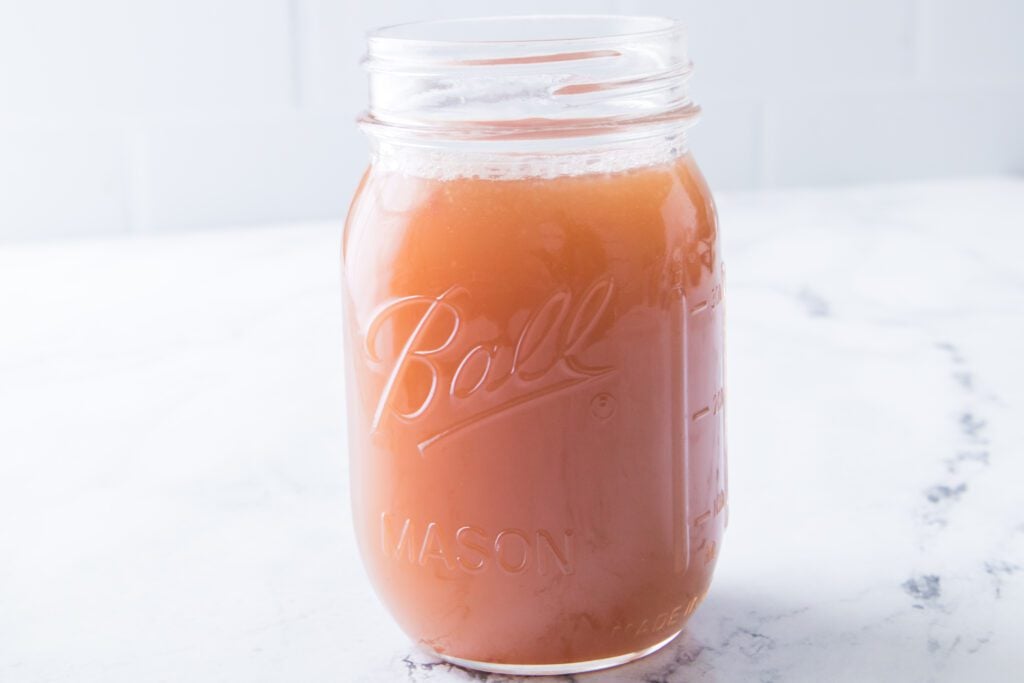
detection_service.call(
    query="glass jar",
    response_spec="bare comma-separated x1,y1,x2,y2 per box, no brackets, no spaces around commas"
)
342,15,726,676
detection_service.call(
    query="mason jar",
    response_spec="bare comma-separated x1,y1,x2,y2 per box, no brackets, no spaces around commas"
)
342,15,726,675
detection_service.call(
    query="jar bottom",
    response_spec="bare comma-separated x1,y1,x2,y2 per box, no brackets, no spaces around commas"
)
432,629,683,676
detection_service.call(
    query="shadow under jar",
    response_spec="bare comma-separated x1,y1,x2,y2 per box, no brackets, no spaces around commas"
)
342,15,727,676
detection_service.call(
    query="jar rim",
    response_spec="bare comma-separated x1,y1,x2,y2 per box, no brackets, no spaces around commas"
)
367,15,682,49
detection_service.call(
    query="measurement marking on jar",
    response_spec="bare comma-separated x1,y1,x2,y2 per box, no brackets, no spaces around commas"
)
693,489,727,528
693,388,725,422
675,293,691,573
714,489,727,515
689,282,723,316
703,540,717,566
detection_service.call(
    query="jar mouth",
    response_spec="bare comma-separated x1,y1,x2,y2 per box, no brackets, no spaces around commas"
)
361,15,697,146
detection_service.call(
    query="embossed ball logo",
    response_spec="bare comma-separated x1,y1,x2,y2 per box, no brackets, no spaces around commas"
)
363,278,616,453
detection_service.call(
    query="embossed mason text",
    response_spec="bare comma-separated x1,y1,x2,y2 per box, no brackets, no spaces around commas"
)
380,513,575,575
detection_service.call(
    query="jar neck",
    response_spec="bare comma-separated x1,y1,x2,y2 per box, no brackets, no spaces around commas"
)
359,15,700,158
368,131,691,180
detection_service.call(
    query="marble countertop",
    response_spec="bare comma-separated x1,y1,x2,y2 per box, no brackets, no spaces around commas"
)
1,177,1022,682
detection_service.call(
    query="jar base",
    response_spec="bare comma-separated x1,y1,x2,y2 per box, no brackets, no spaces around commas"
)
433,629,682,676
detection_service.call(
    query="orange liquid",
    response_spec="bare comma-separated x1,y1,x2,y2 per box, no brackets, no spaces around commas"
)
342,153,726,666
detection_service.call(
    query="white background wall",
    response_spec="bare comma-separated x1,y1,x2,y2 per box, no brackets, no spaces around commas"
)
0,0,1022,240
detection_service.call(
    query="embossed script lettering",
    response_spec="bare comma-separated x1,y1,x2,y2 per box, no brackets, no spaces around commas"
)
364,278,615,452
